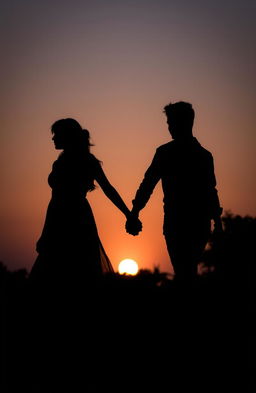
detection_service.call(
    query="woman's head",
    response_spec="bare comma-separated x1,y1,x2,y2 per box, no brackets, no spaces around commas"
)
51,118,91,152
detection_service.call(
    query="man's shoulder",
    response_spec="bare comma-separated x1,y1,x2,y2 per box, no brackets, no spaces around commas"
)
156,141,175,154
196,143,213,159
155,139,213,160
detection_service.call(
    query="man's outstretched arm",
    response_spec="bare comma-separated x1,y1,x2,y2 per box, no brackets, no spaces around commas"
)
126,150,161,235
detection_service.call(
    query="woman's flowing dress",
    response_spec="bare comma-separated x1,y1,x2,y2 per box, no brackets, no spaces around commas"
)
30,152,113,288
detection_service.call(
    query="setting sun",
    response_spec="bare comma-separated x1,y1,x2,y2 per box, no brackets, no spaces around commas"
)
118,259,139,276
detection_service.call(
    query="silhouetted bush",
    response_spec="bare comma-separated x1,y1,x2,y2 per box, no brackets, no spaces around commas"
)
202,211,256,284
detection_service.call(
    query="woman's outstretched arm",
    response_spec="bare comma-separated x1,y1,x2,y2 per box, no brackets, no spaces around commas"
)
95,165,131,218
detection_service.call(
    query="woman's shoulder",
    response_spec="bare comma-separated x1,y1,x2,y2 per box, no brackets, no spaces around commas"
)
88,153,102,167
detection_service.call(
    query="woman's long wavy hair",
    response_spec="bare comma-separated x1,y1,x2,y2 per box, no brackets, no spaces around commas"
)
51,118,99,191
51,118,93,153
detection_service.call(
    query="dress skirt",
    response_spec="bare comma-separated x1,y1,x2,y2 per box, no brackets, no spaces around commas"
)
29,195,113,289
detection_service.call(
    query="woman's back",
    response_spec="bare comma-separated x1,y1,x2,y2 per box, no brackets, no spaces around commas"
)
48,152,100,199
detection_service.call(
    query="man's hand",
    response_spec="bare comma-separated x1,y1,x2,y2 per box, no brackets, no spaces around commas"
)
125,213,143,236
213,216,223,234
212,216,224,243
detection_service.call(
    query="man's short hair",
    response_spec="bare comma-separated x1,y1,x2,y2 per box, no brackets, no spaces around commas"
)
163,101,195,127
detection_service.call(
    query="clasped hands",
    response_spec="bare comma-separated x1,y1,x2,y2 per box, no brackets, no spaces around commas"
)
125,212,142,236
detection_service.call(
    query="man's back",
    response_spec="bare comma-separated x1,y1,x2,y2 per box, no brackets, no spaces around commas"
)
132,137,221,223
156,137,217,219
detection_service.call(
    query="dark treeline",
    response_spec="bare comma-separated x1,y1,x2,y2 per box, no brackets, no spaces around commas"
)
1,212,255,392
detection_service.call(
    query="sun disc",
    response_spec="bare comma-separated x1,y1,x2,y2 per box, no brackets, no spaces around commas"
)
118,259,139,275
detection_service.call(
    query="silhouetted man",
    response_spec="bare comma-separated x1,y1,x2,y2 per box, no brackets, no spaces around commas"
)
126,101,222,280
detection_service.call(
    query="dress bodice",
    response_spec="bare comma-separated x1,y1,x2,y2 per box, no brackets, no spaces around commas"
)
48,152,99,199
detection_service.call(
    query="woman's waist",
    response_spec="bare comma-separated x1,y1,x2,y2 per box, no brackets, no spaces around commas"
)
51,189,88,200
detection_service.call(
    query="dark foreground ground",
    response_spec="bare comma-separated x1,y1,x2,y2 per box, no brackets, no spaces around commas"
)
1,269,253,393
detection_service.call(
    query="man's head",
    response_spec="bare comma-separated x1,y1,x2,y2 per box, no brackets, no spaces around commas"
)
163,101,195,140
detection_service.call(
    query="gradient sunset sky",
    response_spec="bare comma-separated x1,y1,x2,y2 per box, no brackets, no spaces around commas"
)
1,0,255,273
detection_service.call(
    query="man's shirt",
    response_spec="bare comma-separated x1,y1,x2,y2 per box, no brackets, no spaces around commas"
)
132,137,222,224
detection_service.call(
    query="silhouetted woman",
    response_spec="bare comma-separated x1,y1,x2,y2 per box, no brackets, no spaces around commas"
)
30,118,132,289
